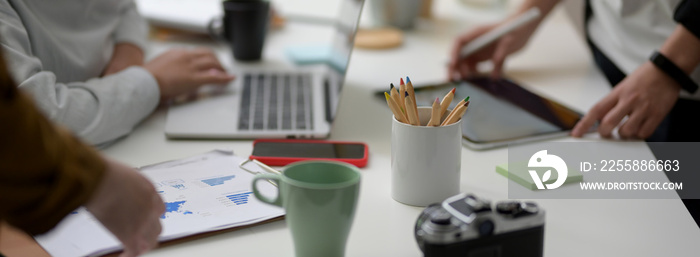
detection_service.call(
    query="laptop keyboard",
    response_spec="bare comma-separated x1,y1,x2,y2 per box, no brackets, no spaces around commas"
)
239,73,314,131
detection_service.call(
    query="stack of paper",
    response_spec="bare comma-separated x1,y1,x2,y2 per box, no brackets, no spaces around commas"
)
35,150,285,257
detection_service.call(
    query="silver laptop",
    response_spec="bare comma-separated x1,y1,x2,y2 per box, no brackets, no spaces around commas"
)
164,0,364,139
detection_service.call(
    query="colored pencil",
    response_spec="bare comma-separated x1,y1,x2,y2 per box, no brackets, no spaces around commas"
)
385,92,407,123
441,101,470,126
404,92,420,126
427,97,441,126
443,96,469,125
442,99,469,126
385,77,472,127
399,79,407,112
439,88,456,119
389,83,402,114
405,76,419,122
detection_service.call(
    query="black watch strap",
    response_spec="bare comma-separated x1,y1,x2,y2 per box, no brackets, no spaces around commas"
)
649,50,698,94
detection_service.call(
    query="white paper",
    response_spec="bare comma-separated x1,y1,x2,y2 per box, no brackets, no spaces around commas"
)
35,150,285,257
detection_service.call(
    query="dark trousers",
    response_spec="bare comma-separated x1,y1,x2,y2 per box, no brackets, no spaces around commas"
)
585,0,700,227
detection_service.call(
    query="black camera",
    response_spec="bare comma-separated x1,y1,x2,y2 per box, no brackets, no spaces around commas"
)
414,193,545,257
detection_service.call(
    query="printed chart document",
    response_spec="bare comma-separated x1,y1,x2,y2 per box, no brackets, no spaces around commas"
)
35,150,284,257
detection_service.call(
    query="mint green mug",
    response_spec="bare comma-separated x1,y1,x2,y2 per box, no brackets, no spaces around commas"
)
251,161,361,257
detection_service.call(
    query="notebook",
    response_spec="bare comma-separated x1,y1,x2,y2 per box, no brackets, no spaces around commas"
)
163,0,364,139
496,162,584,190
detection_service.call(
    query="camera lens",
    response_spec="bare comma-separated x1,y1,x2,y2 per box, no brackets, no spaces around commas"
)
478,219,495,236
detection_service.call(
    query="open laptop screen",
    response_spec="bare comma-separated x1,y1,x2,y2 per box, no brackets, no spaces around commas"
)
162,0,365,139
332,0,364,120
243,0,365,128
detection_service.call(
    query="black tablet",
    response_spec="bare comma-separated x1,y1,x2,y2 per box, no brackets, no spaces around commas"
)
375,77,587,150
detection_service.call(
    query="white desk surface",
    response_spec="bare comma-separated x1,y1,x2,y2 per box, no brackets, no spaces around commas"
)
105,0,700,256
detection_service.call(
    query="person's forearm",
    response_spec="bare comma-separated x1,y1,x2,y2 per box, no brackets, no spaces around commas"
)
519,0,561,14
102,42,145,76
659,25,700,74
516,0,561,25
506,0,561,36
20,68,160,145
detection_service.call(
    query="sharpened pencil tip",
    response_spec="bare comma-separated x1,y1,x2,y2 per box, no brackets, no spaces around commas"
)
465,96,470,102
451,88,456,94
435,97,440,103
390,83,395,89
405,91,409,97
400,77,405,85
464,101,470,107
384,92,390,99
406,76,411,83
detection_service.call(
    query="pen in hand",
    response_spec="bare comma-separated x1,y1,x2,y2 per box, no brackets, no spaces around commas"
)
458,7,541,58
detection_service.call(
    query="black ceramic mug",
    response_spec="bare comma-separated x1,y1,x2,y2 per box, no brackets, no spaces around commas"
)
209,0,270,61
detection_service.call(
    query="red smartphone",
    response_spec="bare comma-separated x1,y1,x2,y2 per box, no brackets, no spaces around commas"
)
250,139,369,168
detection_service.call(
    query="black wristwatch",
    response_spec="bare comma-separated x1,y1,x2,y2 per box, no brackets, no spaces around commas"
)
649,50,698,94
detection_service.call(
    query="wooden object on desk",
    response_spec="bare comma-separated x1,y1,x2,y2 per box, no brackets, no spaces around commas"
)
270,9,286,29
354,27,403,49
420,0,433,18
149,25,213,42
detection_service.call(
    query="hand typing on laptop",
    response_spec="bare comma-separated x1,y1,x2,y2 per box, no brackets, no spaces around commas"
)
103,44,236,103
144,48,236,102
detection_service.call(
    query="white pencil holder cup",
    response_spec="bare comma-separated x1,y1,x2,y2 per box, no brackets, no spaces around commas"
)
391,107,462,207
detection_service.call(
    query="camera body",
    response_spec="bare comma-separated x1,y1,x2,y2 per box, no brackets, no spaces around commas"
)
415,193,545,257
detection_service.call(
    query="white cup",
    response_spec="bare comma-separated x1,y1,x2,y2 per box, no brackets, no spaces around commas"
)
391,107,462,207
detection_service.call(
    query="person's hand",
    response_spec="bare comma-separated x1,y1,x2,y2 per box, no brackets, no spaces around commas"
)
447,16,539,81
85,158,165,257
144,48,236,101
571,61,681,139
103,43,145,76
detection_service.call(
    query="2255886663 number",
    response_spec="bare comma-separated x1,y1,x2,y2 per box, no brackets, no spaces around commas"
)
599,160,679,172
